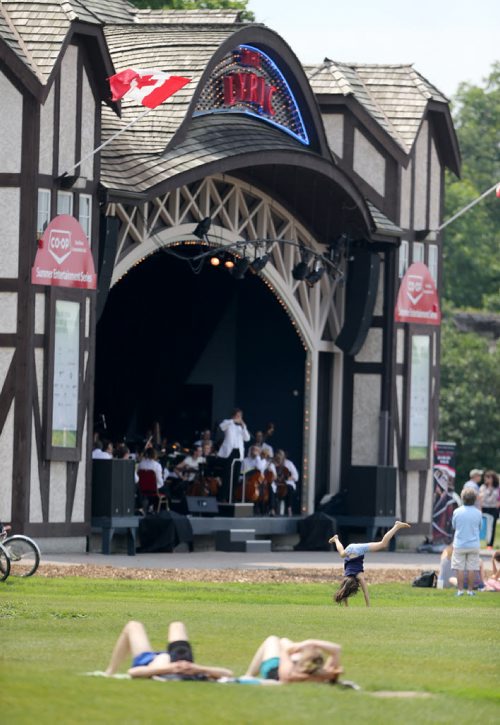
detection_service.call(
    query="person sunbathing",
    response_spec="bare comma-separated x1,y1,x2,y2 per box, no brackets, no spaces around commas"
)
104,620,233,680
243,635,343,684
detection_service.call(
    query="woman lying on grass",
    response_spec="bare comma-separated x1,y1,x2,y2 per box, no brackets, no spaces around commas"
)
244,635,343,684
330,521,411,606
104,619,233,680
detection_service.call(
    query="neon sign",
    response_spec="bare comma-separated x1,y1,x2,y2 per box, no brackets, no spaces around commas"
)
194,45,309,145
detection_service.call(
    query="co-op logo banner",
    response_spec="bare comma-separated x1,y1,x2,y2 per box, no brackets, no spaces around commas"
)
31,214,97,290
394,262,441,326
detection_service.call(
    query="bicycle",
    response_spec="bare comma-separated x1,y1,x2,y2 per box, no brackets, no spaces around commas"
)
0,525,41,577
0,541,11,581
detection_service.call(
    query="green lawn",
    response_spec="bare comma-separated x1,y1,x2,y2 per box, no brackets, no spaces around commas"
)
1,578,499,724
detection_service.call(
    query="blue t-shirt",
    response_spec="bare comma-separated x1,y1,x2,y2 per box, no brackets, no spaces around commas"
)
452,505,482,548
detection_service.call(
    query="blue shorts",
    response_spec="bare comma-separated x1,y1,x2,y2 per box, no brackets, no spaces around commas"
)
259,656,280,680
132,651,162,667
344,543,369,559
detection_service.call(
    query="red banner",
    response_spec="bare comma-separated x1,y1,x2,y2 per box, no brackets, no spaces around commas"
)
31,215,97,290
395,262,440,325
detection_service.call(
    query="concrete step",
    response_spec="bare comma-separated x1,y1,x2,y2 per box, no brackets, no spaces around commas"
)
245,539,272,553
228,529,256,542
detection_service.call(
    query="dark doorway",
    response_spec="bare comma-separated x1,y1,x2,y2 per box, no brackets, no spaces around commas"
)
94,249,306,464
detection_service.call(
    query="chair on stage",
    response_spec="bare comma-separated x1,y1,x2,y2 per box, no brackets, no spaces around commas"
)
138,470,168,513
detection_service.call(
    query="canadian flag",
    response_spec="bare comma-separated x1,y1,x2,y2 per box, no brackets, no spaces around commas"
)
109,68,190,109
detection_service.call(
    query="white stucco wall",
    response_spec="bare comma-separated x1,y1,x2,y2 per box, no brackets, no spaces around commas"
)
351,373,380,465
49,462,67,522
0,72,22,173
323,113,344,158
0,293,17,333
0,352,15,520
399,161,412,229
429,137,441,230
413,120,429,229
39,85,55,175
58,45,78,176
71,415,87,522
0,188,20,277
80,71,95,181
29,419,43,522
373,259,384,316
353,129,386,196
354,328,383,363
405,470,420,522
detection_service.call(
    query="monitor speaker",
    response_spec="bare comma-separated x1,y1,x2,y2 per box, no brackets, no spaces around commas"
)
91,459,136,517
344,466,396,516
186,496,219,516
335,249,380,356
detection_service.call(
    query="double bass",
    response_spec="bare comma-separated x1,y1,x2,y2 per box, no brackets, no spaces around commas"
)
276,465,291,500
235,469,262,503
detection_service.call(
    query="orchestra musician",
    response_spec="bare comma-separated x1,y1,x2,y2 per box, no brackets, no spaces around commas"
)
261,448,277,516
252,430,274,459
174,445,206,483
217,409,250,502
272,449,299,517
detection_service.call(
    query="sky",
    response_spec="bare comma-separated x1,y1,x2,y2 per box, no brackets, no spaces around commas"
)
247,0,500,98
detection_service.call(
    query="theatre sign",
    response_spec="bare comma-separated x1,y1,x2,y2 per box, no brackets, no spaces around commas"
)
194,44,309,144
31,214,97,290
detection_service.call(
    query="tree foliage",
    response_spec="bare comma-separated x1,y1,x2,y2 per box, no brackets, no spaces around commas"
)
443,63,500,311
438,316,500,484
129,0,254,21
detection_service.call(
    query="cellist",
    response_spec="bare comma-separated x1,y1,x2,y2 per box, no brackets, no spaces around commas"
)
273,449,299,516
240,445,266,508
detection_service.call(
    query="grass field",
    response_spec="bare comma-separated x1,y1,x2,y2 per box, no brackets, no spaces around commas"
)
1,577,499,724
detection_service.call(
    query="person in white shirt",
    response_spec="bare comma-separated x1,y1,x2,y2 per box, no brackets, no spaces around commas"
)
273,449,299,516
92,440,113,459
137,447,164,491
250,430,273,459
242,445,266,476
463,469,483,510
217,409,251,501
175,446,206,483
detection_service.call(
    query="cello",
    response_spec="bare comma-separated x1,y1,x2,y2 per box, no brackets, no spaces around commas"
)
235,469,262,503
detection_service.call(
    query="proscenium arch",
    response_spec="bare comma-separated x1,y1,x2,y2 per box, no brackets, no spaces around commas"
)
110,174,345,353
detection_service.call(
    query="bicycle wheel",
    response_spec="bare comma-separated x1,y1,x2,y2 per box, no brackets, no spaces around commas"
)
0,542,11,581
3,535,40,577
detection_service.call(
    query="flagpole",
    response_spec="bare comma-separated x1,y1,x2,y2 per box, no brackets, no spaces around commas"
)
61,107,153,177
435,181,500,233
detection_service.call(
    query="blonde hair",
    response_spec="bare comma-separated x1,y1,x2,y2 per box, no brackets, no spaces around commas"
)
296,646,324,674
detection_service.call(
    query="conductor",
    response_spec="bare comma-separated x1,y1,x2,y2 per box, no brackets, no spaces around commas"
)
217,408,250,502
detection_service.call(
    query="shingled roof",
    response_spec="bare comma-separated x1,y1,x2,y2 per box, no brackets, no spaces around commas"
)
133,8,243,25
305,60,449,154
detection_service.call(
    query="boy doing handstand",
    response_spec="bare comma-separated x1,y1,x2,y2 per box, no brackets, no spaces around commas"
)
329,521,411,606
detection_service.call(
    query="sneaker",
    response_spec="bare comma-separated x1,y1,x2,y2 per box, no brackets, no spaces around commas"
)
466,591,476,597
456,591,464,597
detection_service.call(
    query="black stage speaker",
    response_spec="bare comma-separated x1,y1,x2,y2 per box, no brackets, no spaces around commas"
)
336,249,380,356
186,496,219,516
91,459,136,517
344,465,396,516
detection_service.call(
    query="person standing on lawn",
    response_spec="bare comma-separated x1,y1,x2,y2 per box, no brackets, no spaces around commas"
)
329,521,411,606
451,487,482,597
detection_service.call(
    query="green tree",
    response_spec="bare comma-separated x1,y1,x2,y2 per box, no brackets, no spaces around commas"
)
443,62,500,311
129,0,254,21
438,316,500,485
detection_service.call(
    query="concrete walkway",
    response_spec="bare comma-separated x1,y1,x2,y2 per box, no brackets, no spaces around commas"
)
40,549,450,571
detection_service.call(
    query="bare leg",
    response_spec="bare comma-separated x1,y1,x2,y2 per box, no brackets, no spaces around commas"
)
168,621,189,643
358,574,370,607
465,570,474,592
329,534,346,556
366,521,410,552
105,621,152,675
457,570,465,591
244,635,280,677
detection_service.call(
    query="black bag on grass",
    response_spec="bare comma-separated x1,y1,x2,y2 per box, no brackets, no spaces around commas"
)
412,570,437,588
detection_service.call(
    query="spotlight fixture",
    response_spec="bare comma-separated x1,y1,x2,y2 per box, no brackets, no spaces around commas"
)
305,265,326,287
193,217,212,240
209,256,221,266
224,257,235,269
232,257,250,280
292,244,311,280
250,253,270,273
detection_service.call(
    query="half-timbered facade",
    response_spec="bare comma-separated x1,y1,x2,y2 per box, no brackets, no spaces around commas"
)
0,1,459,550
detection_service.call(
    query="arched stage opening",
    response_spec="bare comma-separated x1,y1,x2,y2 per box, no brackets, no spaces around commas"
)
94,248,306,471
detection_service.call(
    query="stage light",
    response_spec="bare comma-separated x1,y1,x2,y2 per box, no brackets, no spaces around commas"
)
224,258,235,269
250,253,270,273
305,265,325,287
292,261,310,280
232,257,250,279
193,217,212,239
210,256,221,266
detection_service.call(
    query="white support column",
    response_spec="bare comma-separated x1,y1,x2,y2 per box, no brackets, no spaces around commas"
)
303,347,319,514
330,351,344,494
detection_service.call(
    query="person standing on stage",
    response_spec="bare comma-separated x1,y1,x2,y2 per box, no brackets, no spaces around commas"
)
217,409,250,501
